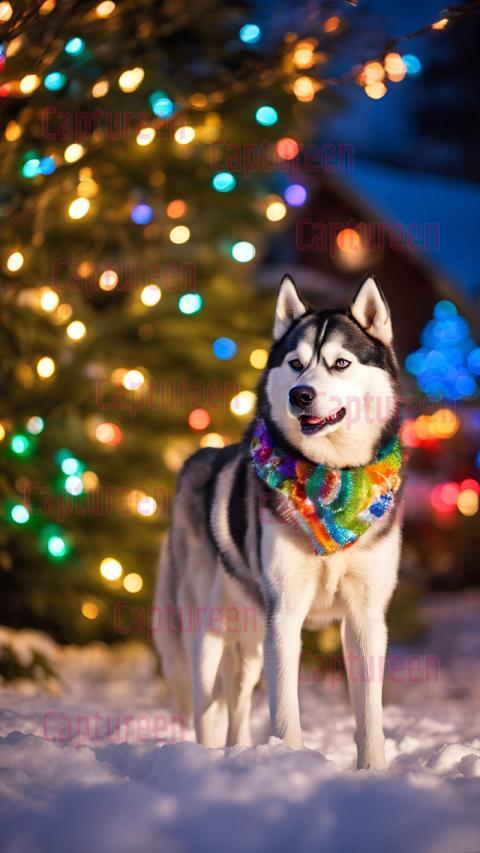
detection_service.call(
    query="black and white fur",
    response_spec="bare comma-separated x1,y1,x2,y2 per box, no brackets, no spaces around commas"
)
155,274,403,769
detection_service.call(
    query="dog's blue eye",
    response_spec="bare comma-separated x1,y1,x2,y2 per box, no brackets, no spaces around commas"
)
334,358,350,370
289,358,303,372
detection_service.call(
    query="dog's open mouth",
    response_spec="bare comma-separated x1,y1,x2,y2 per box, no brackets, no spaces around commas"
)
299,407,346,435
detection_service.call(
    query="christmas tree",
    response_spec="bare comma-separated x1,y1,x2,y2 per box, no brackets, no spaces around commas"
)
0,0,348,642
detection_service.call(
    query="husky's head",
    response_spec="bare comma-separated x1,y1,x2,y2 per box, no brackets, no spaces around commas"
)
257,274,400,467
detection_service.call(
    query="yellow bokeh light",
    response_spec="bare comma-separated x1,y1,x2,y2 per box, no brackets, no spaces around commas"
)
81,601,99,619
5,120,22,142
118,67,144,93
365,82,387,99
36,356,55,378
19,74,41,94
68,197,90,219
92,80,109,98
323,15,340,33
136,127,156,146
123,572,143,593
293,76,316,102
200,432,225,448
0,2,13,22
67,320,87,341
430,409,459,440
266,200,287,222
432,17,448,29
6,251,24,272
169,225,190,244
141,284,162,306
174,126,196,145
293,41,315,70
64,143,85,163
122,369,145,390
363,61,385,84
40,288,60,312
457,489,479,517
78,178,98,198
136,495,157,516
39,0,56,13
230,390,256,416
96,0,115,17
100,557,123,581
99,269,119,291
83,470,99,491
249,348,268,370
0,424,5,441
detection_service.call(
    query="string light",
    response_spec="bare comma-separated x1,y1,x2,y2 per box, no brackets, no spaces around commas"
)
122,369,145,390
82,602,99,619
266,198,287,222
150,92,174,118
68,193,90,218
100,557,123,580
118,67,144,92
83,471,99,491
432,18,448,30
136,494,157,516
250,348,268,369
276,138,299,160
384,53,406,83
188,408,211,430
231,241,255,263
26,416,44,435
123,573,143,593
36,356,55,378
293,76,316,102
213,337,237,360
64,143,85,163
60,456,81,475
5,121,22,142
239,23,261,44
0,424,5,442
230,391,256,416
22,158,41,178
66,321,87,341
323,16,340,33
10,505,30,524
212,172,236,192
65,475,84,496
99,270,119,291
178,293,203,315
10,434,30,455
47,534,69,558
457,489,478,517
6,251,24,272
64,37,85,56
44,72,66,91
95,422,122,445
0,2,13,22
92,80,109,98
174,126,196,144
403,55,422,74
141,284,161,306
166,199,187,218
96,0,115,17
284,184,307,206
169,225,190,244
255,106,278,126
362,62,385,84
293,41,315,70
131,204,153,224
365,82,387,99
40,156,56,175
200,433,224,448
20,74,41,94
136,127,156,146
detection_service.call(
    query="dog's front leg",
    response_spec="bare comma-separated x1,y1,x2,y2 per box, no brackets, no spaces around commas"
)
341,613,388,770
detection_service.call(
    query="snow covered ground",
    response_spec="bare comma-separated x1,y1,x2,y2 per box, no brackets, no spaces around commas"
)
0,592,479,853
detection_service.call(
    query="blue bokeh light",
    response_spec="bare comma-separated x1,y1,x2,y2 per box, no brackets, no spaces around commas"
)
239,24,261,44
213,337,237,360
44,72,67,91
179,293,203,315
402,54,422,75
149,92,174,118
212,172,236,192
131,204,153,225
255,106,278,126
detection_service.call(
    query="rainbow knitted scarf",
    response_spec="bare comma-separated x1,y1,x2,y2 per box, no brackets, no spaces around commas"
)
251,418,403,556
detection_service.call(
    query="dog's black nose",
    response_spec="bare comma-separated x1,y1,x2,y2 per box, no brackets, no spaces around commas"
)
289,385,316,410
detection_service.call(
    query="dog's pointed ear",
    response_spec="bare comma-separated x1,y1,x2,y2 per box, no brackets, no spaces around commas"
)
273,275,307,340
349,275,393,346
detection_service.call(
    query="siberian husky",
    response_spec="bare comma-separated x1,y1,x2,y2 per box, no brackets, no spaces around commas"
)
155,274,403,770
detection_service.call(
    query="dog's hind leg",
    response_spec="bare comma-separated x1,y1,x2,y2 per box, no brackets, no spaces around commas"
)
222,643,263,747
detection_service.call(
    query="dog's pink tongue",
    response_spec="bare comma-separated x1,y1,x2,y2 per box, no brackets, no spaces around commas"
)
302,416,324,425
